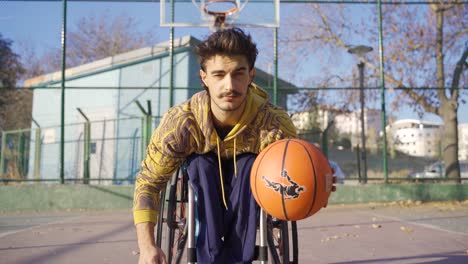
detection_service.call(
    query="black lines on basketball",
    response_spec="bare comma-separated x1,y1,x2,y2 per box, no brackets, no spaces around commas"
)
251,139,332,221
252,141,276,212
297,141,318,219
280,139,291,221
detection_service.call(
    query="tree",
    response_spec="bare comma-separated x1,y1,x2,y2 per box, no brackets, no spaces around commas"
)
0,34,32,159
23,13,157,75
0,34,25,88
282,2,466,181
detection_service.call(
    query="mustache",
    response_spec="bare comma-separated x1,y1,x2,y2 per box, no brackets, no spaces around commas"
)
220,90,243,97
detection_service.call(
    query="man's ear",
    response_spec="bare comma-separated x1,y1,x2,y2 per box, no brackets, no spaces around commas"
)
200,69,208,87
249,68,256,83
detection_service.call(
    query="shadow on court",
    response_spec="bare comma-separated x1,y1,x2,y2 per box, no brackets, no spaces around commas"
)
1,202,467,264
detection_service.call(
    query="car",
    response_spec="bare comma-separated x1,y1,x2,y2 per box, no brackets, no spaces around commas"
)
408,160,468,180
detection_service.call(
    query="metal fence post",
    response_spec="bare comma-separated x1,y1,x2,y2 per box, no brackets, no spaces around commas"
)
145,100,152,146
32,119,42,180
77,108,90,184
59,0,68,184
34,128,42,180
0,131,6,177
135,100,152,159
18,132,26,177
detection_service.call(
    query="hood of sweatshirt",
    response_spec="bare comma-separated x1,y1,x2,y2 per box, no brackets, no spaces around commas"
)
190,82,269,147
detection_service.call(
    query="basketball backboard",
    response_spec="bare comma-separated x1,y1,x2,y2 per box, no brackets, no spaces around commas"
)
160,0,280,28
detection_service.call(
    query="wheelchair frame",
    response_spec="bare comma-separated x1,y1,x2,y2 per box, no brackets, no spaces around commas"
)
155,165,299,264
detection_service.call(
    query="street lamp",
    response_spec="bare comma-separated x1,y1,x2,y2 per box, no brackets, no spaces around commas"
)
348,45,373,184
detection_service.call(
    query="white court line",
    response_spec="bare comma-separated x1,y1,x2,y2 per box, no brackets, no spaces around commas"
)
359,210,468,237
0,215,82,239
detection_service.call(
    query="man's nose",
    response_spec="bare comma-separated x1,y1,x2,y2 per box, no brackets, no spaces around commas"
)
224,74,235,91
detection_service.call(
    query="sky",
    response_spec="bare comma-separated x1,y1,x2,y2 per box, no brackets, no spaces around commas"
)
0,0,466,124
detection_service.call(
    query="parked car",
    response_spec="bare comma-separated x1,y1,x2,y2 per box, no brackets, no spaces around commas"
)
329,160,346,184
408,160,468,179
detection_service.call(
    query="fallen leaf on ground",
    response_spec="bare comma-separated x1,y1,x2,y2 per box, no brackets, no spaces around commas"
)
400,226,413,233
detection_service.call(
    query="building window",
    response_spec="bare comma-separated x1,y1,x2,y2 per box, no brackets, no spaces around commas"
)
91,142,97,154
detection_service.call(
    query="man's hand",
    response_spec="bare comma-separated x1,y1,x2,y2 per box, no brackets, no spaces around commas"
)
136,222,167,264
138,245,167,264
323,171,338,208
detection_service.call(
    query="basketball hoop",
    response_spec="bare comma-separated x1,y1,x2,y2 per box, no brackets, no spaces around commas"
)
161,0,279,29
201,0,239,30
203,0,239,16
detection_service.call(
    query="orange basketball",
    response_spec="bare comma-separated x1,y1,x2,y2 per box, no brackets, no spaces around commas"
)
250,139,333,221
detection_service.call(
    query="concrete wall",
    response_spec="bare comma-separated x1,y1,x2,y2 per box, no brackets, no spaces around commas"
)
1,184,467,212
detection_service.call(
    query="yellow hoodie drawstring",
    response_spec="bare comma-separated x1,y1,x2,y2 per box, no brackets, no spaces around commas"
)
216,136,239,210
233,137,237,177
216,137,229,210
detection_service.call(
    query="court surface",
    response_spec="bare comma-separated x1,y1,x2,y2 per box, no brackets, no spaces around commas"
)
1,201,467,264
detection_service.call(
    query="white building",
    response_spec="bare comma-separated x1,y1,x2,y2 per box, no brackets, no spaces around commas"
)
291,107,382,149
334,109,382,149
387,119,442,158
290,106,336,132
459,124,468,160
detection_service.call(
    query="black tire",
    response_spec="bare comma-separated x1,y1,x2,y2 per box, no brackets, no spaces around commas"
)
155,187,166,248
267,218,299,264
158,168,189,264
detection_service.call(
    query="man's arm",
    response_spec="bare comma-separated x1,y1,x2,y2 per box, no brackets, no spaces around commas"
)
136,222,167,264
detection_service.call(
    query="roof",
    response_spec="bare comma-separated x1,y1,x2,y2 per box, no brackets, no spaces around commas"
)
23,35,297,90
24,36,200,87
391,118,443,127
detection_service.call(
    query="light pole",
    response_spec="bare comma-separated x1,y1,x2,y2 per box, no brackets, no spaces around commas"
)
348,45,373,184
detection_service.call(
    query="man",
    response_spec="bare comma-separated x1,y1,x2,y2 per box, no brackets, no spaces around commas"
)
134,28,297,264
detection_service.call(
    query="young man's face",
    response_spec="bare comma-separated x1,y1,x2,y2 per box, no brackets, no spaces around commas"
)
200,54,255,115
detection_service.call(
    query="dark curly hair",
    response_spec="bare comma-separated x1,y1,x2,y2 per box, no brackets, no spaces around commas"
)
195,27,258,73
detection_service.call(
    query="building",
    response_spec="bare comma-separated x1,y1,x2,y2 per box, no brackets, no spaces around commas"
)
334,109,382,149
290,106,337,132
386,119,442,158
24,36,296,182
291,107,382,150
458,124,468,160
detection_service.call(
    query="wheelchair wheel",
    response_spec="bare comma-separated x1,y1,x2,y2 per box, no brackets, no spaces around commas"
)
267,217,299,264
156,168,189,264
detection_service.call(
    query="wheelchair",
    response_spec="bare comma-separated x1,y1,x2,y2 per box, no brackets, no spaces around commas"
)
155,163,299,264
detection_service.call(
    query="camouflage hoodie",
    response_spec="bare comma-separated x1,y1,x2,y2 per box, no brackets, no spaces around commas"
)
133,83,296,224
